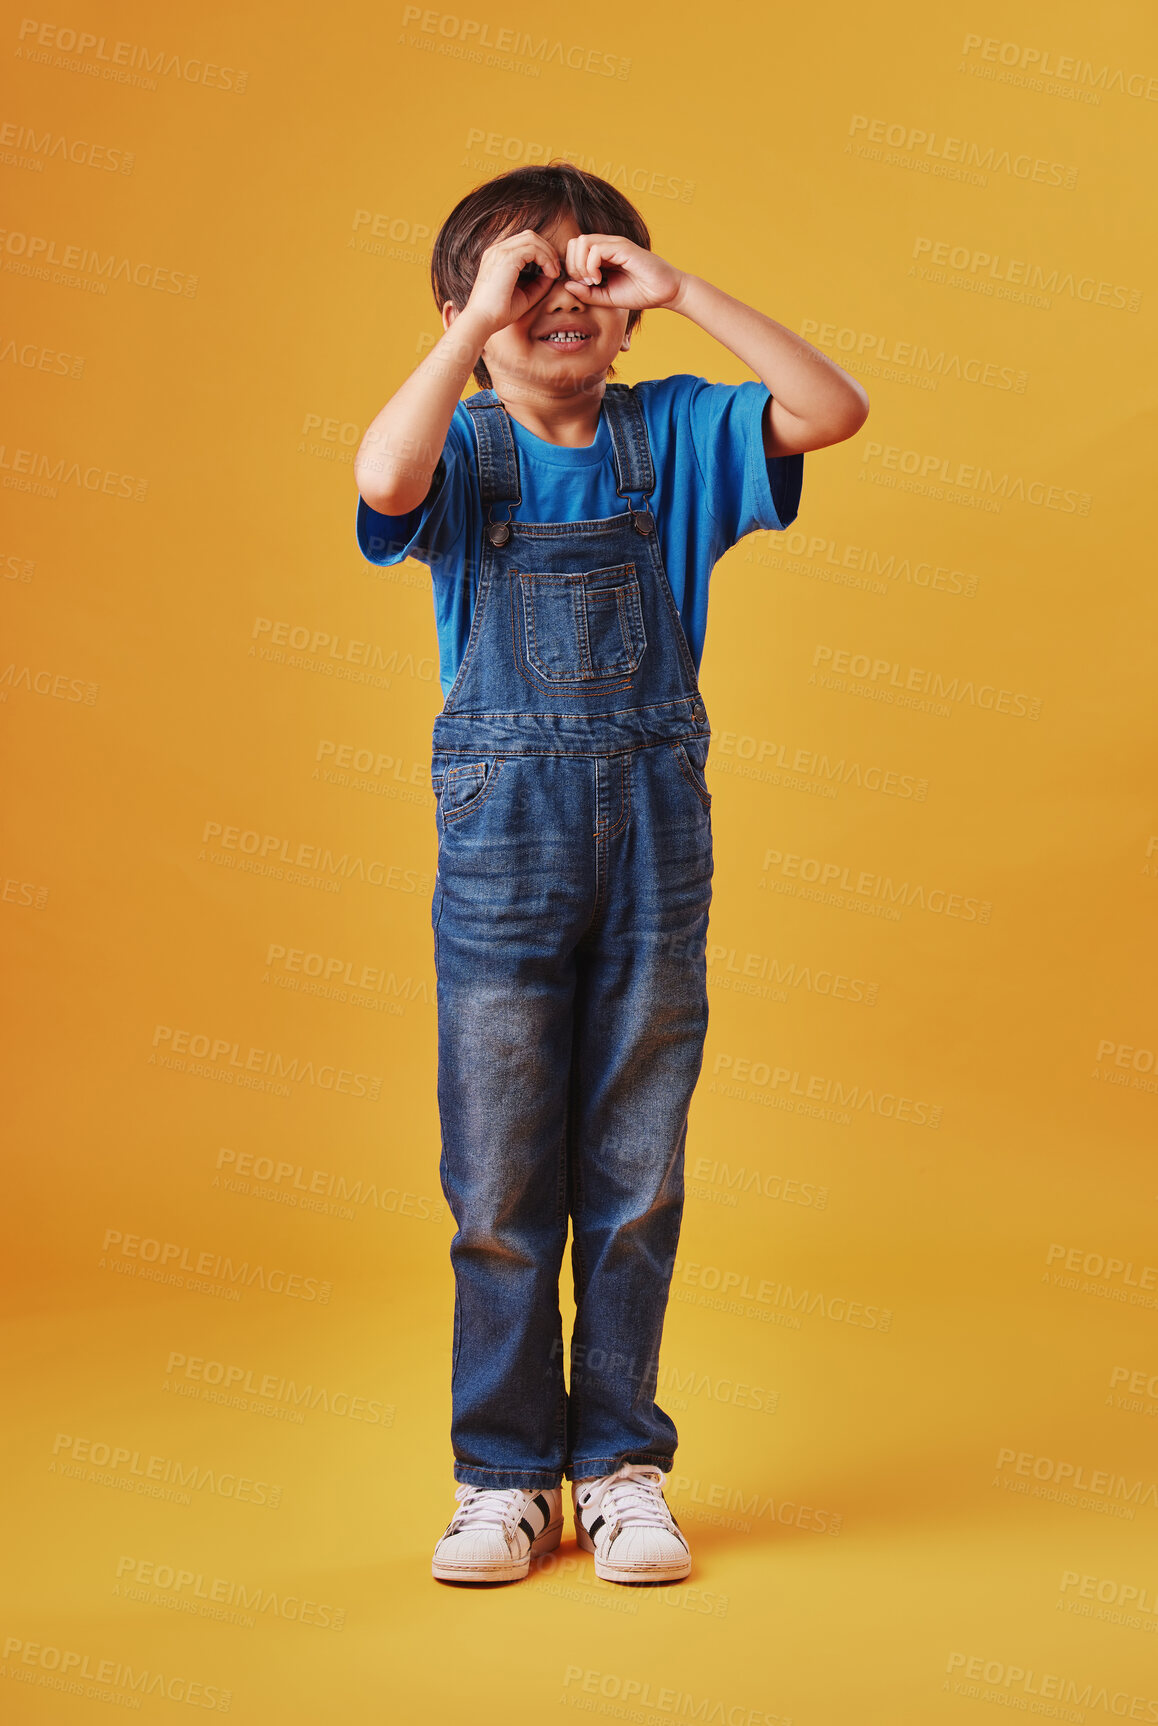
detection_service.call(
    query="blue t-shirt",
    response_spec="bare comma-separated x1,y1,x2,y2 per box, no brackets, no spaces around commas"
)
356,372,804,700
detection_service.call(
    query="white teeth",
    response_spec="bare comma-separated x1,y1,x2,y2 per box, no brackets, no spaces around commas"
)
543,332,589,343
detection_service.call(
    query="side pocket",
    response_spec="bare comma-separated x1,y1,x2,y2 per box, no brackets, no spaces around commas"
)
440,757,503,823
673,737,712,810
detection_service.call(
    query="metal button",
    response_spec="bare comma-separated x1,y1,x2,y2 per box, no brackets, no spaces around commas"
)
487,521,511,546
632,513,653,535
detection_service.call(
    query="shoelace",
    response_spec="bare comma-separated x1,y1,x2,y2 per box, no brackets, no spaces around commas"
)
448,1484,526,1537
586,1463,675,1531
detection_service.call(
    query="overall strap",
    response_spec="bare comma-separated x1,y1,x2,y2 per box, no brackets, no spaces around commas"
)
464,389,521,506
600,382,656,499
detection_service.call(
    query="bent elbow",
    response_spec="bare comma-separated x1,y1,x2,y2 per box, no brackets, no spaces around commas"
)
356,473,429,517
358,487,410,517
844,382,871,433
828,391,871,447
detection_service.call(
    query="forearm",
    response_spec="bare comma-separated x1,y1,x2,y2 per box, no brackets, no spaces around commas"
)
668,273,869,442
354,308,494,513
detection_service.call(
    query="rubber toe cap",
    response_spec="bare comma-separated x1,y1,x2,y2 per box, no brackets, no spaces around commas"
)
433,1528,511,1566
607,1526,686,1567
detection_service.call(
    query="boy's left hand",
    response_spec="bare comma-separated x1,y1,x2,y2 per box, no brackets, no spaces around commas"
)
561,234,684,312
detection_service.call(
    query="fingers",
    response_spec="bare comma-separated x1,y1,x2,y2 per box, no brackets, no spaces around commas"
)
489,229,560,280
486,231,561,318
565,233,629,285
565,234,600,286
526,232,562,277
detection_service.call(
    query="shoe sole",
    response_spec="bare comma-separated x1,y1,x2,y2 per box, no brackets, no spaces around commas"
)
574,1519,692,1584
432,1516,563,1583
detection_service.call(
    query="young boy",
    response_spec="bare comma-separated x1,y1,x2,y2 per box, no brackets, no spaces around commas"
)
354,163,868,1586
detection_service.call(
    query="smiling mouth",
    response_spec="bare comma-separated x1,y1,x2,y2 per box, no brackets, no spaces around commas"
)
538,332,592,345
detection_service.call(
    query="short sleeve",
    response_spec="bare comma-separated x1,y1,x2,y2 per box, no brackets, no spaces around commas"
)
684,376,803,549
355,412,471,578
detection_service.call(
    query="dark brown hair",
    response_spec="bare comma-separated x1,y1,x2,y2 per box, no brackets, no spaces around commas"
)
430,160,652,392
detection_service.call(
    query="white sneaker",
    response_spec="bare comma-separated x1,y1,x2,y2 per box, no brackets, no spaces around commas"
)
431,1483,563,1582
572,1462,691,1584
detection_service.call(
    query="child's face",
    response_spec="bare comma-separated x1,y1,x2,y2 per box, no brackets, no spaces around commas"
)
478,211,631,395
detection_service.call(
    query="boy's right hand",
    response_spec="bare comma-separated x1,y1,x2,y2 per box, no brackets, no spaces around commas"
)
463,230,562,336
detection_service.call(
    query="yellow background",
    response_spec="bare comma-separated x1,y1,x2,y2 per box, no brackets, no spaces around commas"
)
4,0,1158,1719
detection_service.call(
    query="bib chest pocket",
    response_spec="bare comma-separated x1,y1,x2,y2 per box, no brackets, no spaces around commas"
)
516,563,647,686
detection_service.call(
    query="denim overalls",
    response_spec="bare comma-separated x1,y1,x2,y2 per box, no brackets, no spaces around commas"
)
430,382,714,1490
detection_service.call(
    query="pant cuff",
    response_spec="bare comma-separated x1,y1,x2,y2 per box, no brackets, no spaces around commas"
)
453,1462,563,1490
567,1451,675,1482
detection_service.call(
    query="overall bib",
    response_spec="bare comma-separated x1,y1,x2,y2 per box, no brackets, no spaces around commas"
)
430,382,714,1490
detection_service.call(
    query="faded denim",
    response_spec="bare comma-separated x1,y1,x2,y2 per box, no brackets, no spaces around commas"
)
430,385,714,1489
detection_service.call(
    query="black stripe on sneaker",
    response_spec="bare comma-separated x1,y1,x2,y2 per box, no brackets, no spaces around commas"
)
587,1514,605,1538
533,1493,551,1524
518,1517,536,1542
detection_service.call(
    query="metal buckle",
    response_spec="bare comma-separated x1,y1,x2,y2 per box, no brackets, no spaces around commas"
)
487,504,514,546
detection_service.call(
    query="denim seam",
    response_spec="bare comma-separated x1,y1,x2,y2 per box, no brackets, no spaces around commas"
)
612,584,647,672
514,566,639,581
431,737,703,763
437,694,696,724
638,533,702,690
490,520,659,537
553,1102,569,1457
575,579,591,674
440,553,496,714
568,1451,675,1481
589,832,608,926
588,769,610,925
453,1464,564,1488
450,1287,462,1390
599,752,632,842
567,1102,589,1479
